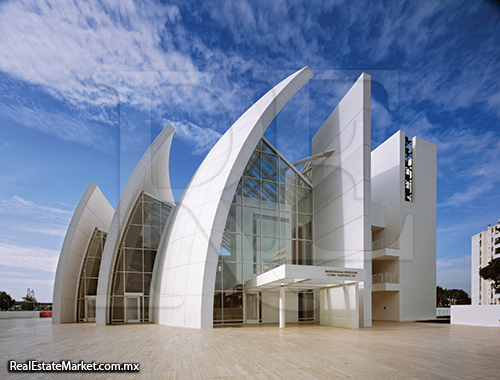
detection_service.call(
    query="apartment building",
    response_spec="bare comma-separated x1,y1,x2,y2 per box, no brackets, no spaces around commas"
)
472,220,500,305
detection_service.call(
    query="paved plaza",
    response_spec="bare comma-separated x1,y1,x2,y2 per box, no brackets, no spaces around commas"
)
1,318,500,379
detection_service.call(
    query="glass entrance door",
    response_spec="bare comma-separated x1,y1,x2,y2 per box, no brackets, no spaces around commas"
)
246,293,260,323
298,291,315,322
85,297,96,322
125,296,141,323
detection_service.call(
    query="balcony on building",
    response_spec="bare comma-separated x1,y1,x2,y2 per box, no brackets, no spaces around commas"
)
372,237,400,259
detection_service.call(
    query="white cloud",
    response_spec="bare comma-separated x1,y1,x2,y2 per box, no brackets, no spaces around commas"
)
439,183,494,208
0,242,59,272
168,121,222,155
0,272,55,302
392,105,500,208
372,100,393,130
0,0,198,151
0,196,74,224
0,0,195,108
437,255,471,293
12,224,68,237
371,99,395,145
0,0,262,151
0,100,116,152
0,0,499,208
438,255,471,270
0,233,21,240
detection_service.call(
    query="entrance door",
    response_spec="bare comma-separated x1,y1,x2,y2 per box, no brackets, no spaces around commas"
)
85,296,96,322
246,293,260,323
298,291,315,322
125,296,141,323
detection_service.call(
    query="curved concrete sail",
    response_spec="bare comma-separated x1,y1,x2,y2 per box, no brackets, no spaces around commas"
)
53,182,114,323
96,125,175,325
153,67,313,328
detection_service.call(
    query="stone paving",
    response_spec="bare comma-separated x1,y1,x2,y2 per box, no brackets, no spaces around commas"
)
1,318,500,379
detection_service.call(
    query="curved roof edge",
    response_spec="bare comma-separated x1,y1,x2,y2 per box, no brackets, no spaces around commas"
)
153,67,313,328
96,124,175,326
52,182,114,324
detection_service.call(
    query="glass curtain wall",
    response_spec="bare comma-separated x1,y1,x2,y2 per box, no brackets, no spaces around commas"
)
111,192,172,323
214,139,314,324
77,228,107,322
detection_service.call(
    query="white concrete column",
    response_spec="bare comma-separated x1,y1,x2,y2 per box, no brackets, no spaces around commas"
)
279,286,285,328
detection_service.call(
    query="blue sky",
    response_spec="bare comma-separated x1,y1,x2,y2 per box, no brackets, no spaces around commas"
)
0,0,499,302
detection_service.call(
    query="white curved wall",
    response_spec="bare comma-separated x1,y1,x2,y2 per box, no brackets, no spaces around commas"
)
153,67,314,328
53,182,114,324
96,125,175,325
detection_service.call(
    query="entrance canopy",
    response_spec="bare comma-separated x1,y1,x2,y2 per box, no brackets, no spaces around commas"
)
245,264,366,292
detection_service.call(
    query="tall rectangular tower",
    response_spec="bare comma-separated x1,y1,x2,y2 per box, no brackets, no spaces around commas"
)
371,131,436,321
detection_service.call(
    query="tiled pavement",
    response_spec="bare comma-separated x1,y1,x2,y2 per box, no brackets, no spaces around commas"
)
1,319,500,379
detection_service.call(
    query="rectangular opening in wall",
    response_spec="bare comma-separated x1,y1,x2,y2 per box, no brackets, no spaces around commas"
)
404,136,413,202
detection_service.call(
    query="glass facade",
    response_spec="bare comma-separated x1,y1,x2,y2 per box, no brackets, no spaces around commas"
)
214,139,314,324
111,192,173,323
77,228,107,322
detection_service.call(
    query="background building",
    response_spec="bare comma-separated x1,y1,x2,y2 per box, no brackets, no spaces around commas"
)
472,220,500,305
53,67,437,329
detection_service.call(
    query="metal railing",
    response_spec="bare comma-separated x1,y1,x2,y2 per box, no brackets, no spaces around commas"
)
436,308,451,317
372,238,399,251
372,272,399,284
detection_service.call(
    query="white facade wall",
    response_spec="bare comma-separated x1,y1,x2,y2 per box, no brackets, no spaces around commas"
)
372,292,399,320
311,73,372,327
371,131,436,321
452,305,500,327
399,136,436,320
471,232,481,305
371,132,402,249
320,284,359,329
371,203,385,229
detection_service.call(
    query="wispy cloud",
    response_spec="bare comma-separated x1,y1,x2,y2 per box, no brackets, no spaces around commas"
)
0,241,59,272
0,0,499,204
167,121,222,155
438,255,471,270
437,255,471,293
0,0,193,107
439,183,494,208
0,271,55,302
391,104,500,208
0,0,202,151
0,98,116,152
0,196,74,224
11,224,68,237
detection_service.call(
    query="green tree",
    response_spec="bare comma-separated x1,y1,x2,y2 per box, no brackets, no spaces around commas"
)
436,286,471,307
436,286,449,307
479,257,500,291
22,288,37,311
446,289,471,305
0,291,15,311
